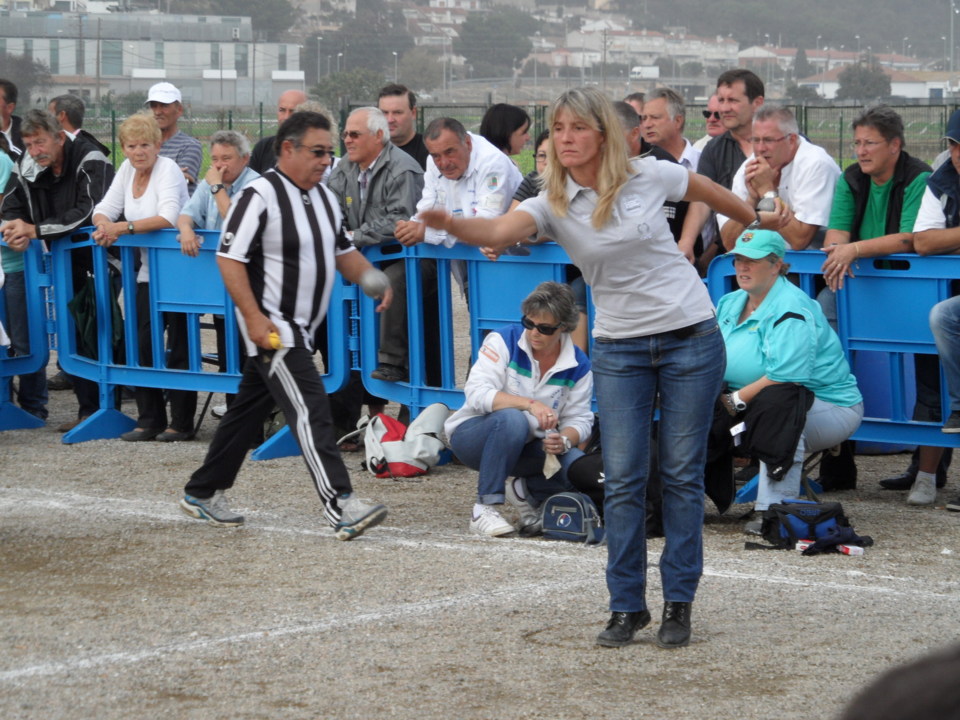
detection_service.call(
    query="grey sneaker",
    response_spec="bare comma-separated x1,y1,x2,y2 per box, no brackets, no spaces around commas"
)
907,475,937,506
943,411,960,434
180,490,245,527
505,477,542,536
335,493,387,541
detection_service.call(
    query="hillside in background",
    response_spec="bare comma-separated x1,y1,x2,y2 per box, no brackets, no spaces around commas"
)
623,0,956,59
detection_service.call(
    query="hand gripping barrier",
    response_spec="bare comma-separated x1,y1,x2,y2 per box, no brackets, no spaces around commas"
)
49,228,355,453
0,239,51,430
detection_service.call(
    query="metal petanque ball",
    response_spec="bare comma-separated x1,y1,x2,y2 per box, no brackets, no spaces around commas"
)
359,268,390,298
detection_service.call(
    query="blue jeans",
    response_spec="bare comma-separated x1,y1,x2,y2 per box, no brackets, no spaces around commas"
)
3,270,48,419
931,296,960,414
449,408,582,505
592,318,725,611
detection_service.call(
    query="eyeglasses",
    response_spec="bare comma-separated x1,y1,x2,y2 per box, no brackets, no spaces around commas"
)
750,135,788,146
535,152,548,161
702,110,721,120
298,145,336,158
521,316,562,335
850,139,886,151
341,130,368,140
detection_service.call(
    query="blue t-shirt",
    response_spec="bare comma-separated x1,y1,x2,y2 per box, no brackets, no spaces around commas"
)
717,276,862,407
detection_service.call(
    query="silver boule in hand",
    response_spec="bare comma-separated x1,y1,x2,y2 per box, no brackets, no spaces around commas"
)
359,268,390,298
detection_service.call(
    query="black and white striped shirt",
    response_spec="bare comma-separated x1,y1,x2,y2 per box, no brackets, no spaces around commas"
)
218,168,355,353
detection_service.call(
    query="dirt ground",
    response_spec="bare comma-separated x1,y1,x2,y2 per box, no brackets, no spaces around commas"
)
2,373,960,720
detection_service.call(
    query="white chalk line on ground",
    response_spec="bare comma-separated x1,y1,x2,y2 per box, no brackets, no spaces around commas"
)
2,486,957,597
0,579,594,684
2,486,959,685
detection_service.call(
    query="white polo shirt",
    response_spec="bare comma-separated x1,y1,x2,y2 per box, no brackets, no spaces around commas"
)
415,132,522,247
518,156,715,338
717,136,840,233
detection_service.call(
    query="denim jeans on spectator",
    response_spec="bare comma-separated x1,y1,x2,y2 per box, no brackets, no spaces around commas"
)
591,318,725,612
3,270,48,419
930,296,960,414
449,408,583,505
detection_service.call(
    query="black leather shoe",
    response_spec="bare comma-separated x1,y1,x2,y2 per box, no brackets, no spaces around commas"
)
155,430,193,442
656,602,692,649
880,467,947,490
596,610,651,648
120,427,162,442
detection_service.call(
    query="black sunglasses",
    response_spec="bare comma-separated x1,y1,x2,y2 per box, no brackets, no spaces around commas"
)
702,110,721,120
298,145,336,158
521,316,562,335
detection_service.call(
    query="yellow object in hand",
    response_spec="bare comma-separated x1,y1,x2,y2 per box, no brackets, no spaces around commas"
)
268,332,282,349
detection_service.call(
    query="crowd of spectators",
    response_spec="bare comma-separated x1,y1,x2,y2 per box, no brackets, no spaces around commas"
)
2,69,960,635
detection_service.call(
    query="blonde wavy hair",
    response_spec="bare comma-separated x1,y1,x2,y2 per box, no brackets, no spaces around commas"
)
540,87,632,229
118,111,162,147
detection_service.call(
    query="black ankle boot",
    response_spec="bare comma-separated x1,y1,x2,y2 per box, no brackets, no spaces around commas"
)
817,441,858,491
657,602,692,649
596,610,651,648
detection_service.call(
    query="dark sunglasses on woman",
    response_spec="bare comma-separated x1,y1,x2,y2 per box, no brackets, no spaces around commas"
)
521,316,562,335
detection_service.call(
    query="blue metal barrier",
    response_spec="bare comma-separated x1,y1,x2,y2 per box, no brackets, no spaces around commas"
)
707,250,960,450
0,239,50,430
49,228,355,451
358,241,577,416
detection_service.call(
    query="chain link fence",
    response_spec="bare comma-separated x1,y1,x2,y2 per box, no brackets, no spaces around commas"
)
80,102,960,172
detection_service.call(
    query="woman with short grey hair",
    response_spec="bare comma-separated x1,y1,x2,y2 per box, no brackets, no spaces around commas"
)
443,281,594,538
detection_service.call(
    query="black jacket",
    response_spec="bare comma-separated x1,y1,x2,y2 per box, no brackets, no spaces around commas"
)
842,151,931,241
1,133,115,242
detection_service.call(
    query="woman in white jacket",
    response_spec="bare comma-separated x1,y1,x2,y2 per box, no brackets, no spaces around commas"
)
444,282,594,537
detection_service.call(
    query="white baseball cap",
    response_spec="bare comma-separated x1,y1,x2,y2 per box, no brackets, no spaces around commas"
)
145,82,181,105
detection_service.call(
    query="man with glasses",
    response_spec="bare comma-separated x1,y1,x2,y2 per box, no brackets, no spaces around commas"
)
326,107,424,429
817,106,938,495
718,104,839,250
328,107,424,249
179,111,391,539
693,94,724,151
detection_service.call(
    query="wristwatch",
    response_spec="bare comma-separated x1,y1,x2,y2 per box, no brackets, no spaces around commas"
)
126,221,135,235
210,184,225,195
731,391,747,412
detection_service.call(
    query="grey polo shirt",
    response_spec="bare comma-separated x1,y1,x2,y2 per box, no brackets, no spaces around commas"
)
517,156,716,338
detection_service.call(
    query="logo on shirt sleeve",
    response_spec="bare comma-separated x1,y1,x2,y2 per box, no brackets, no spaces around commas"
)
480,344,500,362
484,173,501,191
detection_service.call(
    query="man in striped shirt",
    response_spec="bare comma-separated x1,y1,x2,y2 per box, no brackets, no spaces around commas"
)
179,111,392,540
146,82,203,195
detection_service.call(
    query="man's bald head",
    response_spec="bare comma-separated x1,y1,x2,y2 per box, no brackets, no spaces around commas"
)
277,90,308,125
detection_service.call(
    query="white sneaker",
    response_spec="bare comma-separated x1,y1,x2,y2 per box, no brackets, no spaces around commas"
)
211,404,228,419
907,475,937,506
469,505,515,537
505,478,542,535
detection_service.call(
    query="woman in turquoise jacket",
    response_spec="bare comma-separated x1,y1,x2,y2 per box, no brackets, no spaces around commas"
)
717,229,864,531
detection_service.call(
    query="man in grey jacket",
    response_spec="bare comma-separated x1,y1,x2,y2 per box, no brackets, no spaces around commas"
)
326,107,424,435
327,106,424,248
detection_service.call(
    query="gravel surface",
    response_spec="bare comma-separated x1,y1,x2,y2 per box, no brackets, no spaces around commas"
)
2,365,960,720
